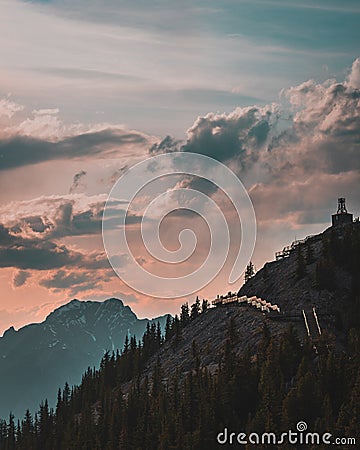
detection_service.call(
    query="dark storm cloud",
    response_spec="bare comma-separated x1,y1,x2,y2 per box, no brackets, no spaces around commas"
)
0,129,147,171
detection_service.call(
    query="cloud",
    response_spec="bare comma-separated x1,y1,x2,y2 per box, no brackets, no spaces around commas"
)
2,197,100,239
181,105,275,166
346,57,360,89
177,64,360,181
285,81,360,144
0,98,24,119
0,194,132,299
1,0,359,142
12,270,31,288
0,222,109,271
174,175,218,198
32,108,60,116
0,193,146,251
173,58,360,176
11,109,64,139
39,269,114,295
69,170,87,193
0,128,149,171
149,135,180,154
150,58,360,228
15,215,52,234
0,194,144,298
277,68,360,177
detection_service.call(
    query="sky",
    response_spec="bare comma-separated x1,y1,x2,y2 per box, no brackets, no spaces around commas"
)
0,0,359,335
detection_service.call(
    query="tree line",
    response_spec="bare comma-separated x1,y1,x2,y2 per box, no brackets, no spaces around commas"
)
1,224,359,449
1,313,359,449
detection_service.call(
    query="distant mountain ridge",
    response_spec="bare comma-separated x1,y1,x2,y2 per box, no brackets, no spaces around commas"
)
0,298,169,419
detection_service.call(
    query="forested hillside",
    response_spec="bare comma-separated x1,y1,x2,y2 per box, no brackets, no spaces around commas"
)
1,222,359,450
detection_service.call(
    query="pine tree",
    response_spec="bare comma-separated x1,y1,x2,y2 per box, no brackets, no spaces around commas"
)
164,315,173,342
245,261,255,283
7,413,16,450
62,382,71,406
123,334,129,353
190,297,201,321
157,321,163,347
180,303,190,326
201,299,209,313
172,314,181,348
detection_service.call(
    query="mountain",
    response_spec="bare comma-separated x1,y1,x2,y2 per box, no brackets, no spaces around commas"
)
0,298,169,419
0,222,359,449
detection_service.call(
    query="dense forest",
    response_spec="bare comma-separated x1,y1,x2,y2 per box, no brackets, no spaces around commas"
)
1,223,359,450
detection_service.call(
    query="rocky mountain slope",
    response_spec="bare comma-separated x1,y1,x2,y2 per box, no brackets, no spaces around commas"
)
140,221,359,384
239,222,359,338
0,298,169,419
